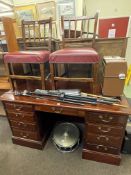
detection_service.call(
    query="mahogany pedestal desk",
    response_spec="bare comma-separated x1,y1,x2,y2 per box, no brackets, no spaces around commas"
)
1,91,131,165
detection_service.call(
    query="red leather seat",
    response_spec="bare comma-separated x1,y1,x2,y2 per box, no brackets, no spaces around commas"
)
49,13,100,93
4,50,50,90
49,48,99,63
4,51,50,63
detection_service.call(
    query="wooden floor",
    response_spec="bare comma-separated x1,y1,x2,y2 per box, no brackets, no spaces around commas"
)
0,101,5,116
0,76,10,116
0,78,10,117
0,76,11,90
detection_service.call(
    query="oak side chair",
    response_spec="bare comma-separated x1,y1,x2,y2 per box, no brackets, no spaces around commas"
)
4,18,52,91
49,13,100,94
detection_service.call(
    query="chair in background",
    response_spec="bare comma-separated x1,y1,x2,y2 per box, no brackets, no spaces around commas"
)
49,13,100,94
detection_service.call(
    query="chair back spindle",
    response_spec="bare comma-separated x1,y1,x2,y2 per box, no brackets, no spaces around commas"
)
22,18,52,51
61,13,98,48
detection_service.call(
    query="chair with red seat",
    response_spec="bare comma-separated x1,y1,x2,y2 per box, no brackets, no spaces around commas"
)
4,50,50,90
4,18,52,91
49,13,100,93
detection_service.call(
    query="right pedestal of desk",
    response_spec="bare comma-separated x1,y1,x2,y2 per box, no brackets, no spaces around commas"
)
82,111,128,165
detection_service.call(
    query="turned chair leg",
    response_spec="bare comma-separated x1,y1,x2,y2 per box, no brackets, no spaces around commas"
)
40,63,46,90
50,63,55,90
5,63,15,90
92,63,99,94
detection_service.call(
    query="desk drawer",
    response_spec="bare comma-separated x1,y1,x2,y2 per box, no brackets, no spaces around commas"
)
86,133,122,148
5,102,33,113
10,120,37,132
85,112,127,126
7,112,36,123
12,129,40,141
36,105,85,117
85,143,119,155
86,123,124,137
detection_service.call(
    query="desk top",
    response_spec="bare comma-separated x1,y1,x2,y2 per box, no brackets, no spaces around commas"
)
0,91,131,116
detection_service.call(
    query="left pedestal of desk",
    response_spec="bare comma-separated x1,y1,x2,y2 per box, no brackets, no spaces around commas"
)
3,102,49,150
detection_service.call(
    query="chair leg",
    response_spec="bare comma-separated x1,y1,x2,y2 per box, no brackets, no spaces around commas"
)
50,63,55,90
29,64,33,75
92,63,99,94
5,63,15,90
40,63,46,90
64,64,69,77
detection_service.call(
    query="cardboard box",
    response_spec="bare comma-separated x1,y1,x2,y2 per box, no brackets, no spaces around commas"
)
102,56,127,97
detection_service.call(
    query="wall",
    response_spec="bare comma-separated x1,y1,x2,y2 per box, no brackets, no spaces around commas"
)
84,0,131,65
84,0,131,17
2,0,13,4
13,0,35,6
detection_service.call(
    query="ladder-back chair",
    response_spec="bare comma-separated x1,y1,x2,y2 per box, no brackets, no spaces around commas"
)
4,18,52,91
49,13,100,93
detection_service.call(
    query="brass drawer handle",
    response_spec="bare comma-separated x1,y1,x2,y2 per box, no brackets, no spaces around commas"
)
96,145,108,151
98,126,111,133
97,135,109,141
52,107,63,113
15,114,25,118
20,132,29,138
18,122,27,127
15,114,19,117
99,115,113,123
16,107,22,111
